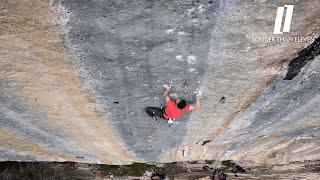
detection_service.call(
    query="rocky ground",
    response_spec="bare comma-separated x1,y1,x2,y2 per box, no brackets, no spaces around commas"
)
0,160,319,179
1,0,320,167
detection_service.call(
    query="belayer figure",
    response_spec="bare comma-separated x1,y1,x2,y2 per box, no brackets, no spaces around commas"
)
146,84,201,126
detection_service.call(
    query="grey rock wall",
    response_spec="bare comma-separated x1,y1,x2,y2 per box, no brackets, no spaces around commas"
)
0,0,319,164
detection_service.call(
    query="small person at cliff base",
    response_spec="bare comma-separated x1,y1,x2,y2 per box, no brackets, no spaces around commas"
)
145,84,201,125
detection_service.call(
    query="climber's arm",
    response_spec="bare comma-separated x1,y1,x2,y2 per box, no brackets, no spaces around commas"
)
189,93,201,110
163,84,171,102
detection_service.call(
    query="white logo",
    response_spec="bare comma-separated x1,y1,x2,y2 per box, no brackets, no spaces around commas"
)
273,5,294,34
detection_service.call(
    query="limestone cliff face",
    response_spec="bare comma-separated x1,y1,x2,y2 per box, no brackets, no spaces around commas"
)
0,0,134,164
0,0,319,165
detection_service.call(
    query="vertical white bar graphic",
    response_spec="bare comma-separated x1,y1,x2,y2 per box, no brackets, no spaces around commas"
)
283,5,294,32
274,7,284,34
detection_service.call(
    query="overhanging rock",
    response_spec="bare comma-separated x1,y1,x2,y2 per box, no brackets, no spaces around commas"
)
1,0,320,164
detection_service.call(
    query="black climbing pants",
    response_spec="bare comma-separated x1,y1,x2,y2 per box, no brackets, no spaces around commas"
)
145,106,167,119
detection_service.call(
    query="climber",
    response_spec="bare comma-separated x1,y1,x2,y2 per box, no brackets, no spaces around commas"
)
145,84,201,125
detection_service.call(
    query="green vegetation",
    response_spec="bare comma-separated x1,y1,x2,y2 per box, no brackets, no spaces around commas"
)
96,164,120,172
96,162,156,176
304,163,320,172
205,159,215,164
220,160,246,173
131,163,156,176
0,162,78,179
221,160,236,168
188,160,198,164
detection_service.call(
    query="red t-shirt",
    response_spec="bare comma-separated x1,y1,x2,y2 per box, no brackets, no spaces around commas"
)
164,100,190,119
